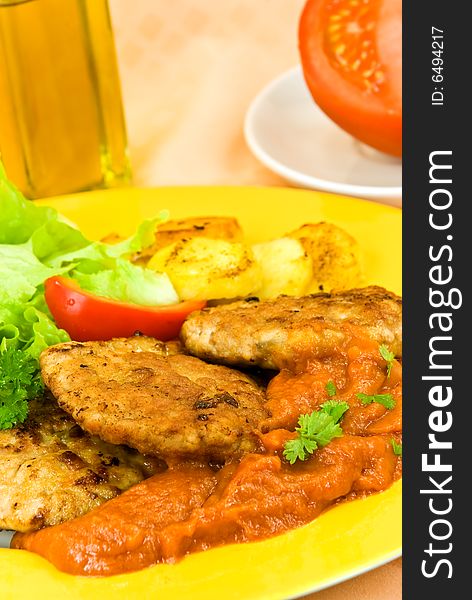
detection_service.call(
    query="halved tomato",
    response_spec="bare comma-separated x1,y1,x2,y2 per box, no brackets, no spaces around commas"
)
299,0,401,156
44,276,206,342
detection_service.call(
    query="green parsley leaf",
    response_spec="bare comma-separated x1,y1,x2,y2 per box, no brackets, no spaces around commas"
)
391,438,403,456
325,380,337,397
283,436,318,464
0,346,43,429
320,399,350,423
357,392,396,410
379,344,395,378
283,400,348,465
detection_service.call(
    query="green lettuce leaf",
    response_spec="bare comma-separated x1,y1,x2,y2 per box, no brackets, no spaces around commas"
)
1,161,174,428
0,244,69,304
28,212,163,266
0,162,57,244
73,258,179,306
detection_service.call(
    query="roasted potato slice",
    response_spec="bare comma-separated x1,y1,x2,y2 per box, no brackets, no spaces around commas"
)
147,237,261,301
252,237,313,299
288,223,362,293
133,216,243,265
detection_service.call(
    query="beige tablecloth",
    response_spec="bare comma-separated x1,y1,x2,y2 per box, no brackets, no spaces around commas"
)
109,1,402,598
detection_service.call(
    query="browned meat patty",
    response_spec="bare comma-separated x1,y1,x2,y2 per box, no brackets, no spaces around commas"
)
181,286,402,370
0,395,163,533
40,337,267,461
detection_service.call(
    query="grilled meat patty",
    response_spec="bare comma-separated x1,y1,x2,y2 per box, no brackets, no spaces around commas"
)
181,286,402,370
40,337,267,461
0,396,163,533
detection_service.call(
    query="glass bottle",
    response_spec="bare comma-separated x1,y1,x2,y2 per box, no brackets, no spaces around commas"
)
0,0,131,198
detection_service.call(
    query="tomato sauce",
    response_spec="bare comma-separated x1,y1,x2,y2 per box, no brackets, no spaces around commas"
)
13,463,219,575
12,333,402,576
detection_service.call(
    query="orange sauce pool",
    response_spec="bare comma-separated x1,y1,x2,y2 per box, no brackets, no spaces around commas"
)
12,334,402,576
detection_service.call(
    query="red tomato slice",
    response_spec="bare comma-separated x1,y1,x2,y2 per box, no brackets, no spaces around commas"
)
44,276,206,342
299,0,402,156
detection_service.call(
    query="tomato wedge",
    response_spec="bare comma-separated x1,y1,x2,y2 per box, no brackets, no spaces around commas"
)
299,0,401,156
44,276,206,342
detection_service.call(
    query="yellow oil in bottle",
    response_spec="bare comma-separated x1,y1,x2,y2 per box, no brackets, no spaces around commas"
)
0,0,131,198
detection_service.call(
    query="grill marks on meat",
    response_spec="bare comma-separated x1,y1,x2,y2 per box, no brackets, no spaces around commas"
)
181,286,402,370
0,396,164,532
40,337,267,462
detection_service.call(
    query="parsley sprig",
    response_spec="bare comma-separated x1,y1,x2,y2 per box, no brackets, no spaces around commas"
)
325,381,337,397
0,347,43,430
283,400,349,465
379,344,395,378
357,392,396,410
321,399,349,422
391,438,403,456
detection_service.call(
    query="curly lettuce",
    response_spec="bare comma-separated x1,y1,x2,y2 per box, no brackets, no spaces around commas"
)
0,161,173,428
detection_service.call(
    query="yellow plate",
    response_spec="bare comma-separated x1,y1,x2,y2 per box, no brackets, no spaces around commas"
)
1,186,402,600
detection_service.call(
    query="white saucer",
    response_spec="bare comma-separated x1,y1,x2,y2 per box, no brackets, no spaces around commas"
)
244,66,402,207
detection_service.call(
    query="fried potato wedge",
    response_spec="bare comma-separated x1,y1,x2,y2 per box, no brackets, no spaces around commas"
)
252,237,313,299
133,216,243,265
287,223,362,293
148,237,261,300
